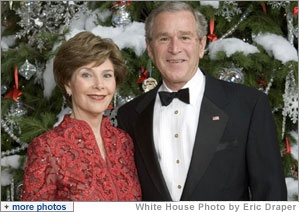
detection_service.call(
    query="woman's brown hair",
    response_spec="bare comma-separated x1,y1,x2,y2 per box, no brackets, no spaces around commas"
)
53,31,126,107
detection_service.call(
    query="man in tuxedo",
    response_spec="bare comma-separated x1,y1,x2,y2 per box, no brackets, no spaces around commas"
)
117,2,287,201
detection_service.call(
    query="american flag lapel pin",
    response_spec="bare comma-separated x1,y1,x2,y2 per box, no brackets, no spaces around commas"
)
212,116,220,121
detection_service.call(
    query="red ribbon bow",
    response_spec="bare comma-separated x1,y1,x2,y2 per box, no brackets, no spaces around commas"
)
285,136,291,154
107,104,114,110
207,18,217,42
257,75,267,89
137,67,149,83
293,6,298,16
261,2,267,14
5,66,22,102
112,1,131,8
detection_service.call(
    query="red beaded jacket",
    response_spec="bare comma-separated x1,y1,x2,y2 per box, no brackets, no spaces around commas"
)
21,115,142,201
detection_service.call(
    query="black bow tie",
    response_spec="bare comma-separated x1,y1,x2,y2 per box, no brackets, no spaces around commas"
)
158,88,190,106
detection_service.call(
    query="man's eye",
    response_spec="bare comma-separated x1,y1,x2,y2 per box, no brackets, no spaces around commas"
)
181,36,190,40
159,37,168,41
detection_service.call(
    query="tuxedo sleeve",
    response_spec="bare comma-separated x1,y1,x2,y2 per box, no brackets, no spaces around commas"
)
246,92,287,200
117,105,135,137
117,107,127,131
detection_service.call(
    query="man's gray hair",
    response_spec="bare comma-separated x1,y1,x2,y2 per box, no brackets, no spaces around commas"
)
145,1,208,41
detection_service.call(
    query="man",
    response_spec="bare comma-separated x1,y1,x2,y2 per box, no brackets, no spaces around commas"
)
117,2,287,201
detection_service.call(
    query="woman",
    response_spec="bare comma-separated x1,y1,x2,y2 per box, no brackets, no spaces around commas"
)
21,31,141,201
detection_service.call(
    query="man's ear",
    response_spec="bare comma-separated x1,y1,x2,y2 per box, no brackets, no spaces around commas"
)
199,36,207,59
146,39,154,60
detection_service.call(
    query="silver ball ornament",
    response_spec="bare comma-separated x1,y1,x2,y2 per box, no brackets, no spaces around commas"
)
112,4,131,27
19,59,37,80
219,67,244,84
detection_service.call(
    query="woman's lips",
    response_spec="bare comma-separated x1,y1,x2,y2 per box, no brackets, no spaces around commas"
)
88,95,106,101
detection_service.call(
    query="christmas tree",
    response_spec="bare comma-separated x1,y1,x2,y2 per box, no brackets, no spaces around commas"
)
1,1,298,200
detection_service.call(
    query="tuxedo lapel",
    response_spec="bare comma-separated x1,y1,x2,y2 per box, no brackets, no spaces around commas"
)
181,73,229,200
134,85,172,200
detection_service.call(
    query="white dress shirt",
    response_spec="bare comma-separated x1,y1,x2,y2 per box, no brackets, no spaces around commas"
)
153,68,206,201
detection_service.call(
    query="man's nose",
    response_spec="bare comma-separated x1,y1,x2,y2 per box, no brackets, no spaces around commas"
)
168,38,182,54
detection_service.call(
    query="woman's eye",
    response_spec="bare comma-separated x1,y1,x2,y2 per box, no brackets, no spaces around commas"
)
82,73,91,78
104,73,113,78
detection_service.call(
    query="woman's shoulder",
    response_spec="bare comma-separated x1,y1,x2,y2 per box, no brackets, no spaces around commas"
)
27,115,85,160
29,115,75,147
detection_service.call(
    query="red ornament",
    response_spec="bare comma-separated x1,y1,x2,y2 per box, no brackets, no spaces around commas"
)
293,6,298,16
137,66,149,84
5,66,22,102
207,18,217,42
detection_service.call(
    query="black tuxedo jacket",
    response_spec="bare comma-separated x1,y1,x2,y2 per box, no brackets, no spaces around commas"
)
117,71,287,201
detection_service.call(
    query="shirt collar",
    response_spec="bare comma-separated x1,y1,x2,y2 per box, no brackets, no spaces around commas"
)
159,68,205,105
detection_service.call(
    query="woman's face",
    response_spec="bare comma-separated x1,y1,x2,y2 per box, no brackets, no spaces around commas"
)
65,59,116,119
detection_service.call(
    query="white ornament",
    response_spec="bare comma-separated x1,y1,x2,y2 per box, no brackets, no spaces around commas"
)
142,77,158,93
282,71,298,124
216,1,242,22
14,1,90,50
267,1,289,9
